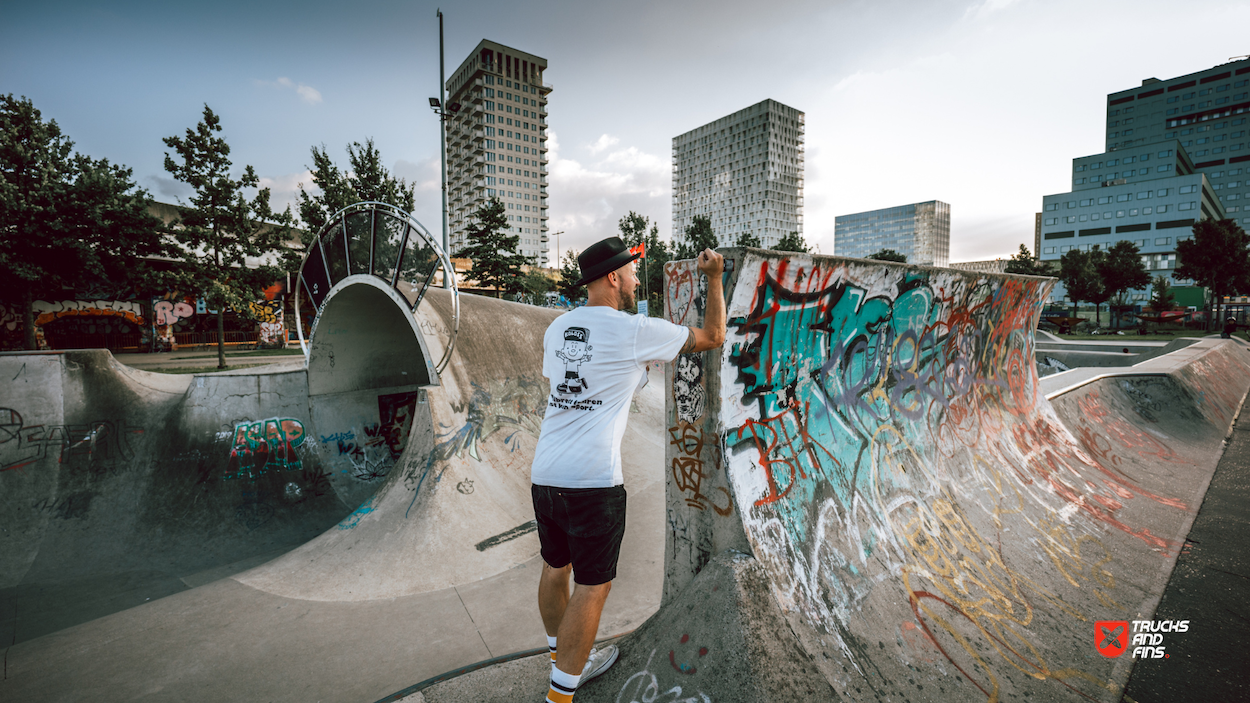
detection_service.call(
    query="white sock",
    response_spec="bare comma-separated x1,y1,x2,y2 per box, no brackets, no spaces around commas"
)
547,634,558,662
546,663,580,702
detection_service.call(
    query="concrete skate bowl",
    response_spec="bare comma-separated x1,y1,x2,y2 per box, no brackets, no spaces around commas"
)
0,202,551,644
588,248,1250,702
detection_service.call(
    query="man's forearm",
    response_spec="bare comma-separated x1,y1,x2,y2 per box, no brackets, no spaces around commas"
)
702,276,726,347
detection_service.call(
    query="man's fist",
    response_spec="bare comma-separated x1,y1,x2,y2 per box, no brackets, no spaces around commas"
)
696,248,724,277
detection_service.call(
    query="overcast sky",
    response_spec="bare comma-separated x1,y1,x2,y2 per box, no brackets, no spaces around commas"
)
5,0,1249,262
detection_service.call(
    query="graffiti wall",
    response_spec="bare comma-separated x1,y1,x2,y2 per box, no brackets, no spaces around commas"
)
665,249,1249,701
663,259,748,604
1,293,286,351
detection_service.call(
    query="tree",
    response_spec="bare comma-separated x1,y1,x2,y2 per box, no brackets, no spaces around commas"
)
1149,275,1176,312
1,94,171,350
518,267,555,304
1005,244,1053,276
774,230,809,253
1096,240,1151,329
1058,248,1105,323
676,215,718,259
1175,218,1250,331
736,231,761,248
618,211,670,316
867,248,907,263
455,196,528,298
163,105,298,368
296,139,415,246
557,249,584,303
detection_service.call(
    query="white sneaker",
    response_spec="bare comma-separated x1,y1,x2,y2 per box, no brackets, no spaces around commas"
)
580,644,619,683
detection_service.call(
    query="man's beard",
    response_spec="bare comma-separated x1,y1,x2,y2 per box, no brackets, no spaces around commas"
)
621,287,636,311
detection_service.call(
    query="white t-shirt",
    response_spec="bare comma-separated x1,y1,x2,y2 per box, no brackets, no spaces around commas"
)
531,306,689,488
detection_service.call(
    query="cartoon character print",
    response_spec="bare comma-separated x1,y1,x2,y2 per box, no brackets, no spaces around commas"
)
556,326,593,395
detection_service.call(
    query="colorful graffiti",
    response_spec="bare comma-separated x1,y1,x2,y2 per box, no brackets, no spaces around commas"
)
669,423,731,516
224,417,307,480
679,252,1232,701
616,649,711,703
153,299,195,326
250,298,286,347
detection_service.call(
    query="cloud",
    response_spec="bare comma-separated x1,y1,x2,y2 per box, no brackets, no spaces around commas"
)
963,0,1024,22
146,175,193,202
296,84,322,104
545,130,672,254
256,170,313,216
588,134,620,154
256,76,323,105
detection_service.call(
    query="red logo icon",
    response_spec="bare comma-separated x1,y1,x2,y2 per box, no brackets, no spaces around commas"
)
1096,620,1129,658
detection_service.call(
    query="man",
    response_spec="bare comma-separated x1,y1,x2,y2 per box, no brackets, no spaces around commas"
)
531,236,725,703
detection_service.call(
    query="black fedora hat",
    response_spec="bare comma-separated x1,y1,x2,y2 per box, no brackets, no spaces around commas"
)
574,236,641,287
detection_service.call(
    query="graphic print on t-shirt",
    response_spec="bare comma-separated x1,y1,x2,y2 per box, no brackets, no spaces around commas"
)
555,326,592,395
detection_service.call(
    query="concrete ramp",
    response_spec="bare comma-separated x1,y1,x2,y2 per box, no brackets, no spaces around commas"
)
580,249,1250,702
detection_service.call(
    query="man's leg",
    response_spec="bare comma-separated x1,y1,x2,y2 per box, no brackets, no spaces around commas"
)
554,580,612,676
538,561,572,639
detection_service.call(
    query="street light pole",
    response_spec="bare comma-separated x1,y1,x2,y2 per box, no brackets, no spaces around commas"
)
554,230,564,266
438,9,450,287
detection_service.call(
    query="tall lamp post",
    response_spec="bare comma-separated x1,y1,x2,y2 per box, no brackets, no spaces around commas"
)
429,10,458,287
553,230,564,266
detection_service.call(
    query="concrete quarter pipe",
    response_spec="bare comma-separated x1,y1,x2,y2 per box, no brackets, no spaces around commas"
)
0,205,670,702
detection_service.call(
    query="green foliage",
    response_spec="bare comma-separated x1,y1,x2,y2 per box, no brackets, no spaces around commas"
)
1149,275,1175,312
296,139,415,246
1097,240,1151,328
1175,218,1250,328
676,215,718,259
1058,248,1106,322
867,248,907,263
774,230,809,253
736,231,761,248
518,267,555,300
1,94,171,349
162,104,298,365
1004,244,1053,276
618,211,670,316
558,249,584,302
455,196,528,298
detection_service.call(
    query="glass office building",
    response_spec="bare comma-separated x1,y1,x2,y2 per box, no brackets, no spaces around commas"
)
1039,57,1250,303
834,200,951,267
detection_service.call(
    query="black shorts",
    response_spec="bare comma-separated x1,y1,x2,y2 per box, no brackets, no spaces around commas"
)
531,484,627,586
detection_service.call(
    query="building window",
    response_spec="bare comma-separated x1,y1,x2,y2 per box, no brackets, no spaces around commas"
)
1178,202,1196,211
1155,237,1172,245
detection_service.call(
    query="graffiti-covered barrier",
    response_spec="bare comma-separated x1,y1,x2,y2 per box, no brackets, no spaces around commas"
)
582,248,1250,703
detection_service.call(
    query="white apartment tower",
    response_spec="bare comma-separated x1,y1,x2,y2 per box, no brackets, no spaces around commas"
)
672,99,804,248
445,40,550,264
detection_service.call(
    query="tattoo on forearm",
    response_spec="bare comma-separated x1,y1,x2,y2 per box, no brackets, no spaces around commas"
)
680,328,697,355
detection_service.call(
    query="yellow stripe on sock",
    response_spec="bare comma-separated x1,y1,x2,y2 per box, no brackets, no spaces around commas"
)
546,686,574,703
